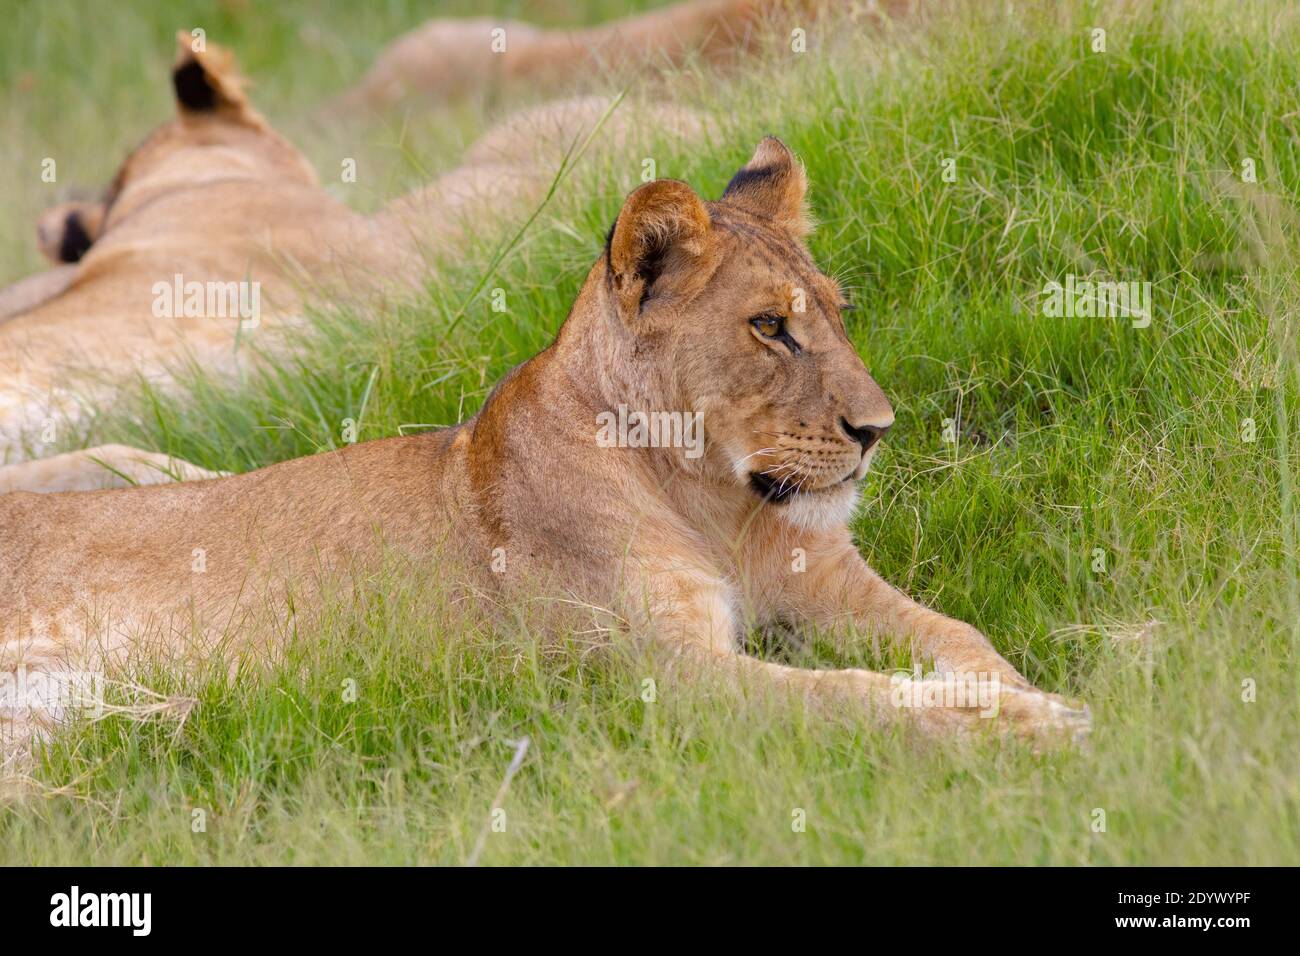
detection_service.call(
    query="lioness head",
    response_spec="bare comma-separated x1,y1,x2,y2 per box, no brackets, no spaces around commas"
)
601,137,894,530
34,31,316,265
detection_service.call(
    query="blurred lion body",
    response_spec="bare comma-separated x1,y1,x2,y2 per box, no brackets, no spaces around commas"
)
342,0,784,108
339,0,913,109
0,36,703,471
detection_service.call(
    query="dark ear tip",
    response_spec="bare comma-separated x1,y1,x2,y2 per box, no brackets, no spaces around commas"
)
57,211,94,263
173,58,217,111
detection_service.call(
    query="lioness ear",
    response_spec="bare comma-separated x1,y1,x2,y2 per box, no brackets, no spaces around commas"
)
607,179,712,315
721,136,810,235
36,202,104,264
172,31,258,122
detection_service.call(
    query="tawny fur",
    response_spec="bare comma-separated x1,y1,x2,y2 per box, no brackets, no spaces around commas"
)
338,0,917,110
0,445,227,494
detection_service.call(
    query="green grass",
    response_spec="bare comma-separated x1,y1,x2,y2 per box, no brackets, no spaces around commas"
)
3,0,1299,863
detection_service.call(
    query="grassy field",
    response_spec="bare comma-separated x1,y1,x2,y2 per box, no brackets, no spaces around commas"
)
2,0,1299,864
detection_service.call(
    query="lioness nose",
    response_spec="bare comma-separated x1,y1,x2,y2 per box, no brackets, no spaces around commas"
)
841,417,892,453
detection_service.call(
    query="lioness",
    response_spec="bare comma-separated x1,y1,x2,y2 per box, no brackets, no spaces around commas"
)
339,0,915,111
0,139,1090,765
0,34,702,478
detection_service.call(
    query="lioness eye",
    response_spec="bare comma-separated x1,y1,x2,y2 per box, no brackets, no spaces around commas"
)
750,313,801,354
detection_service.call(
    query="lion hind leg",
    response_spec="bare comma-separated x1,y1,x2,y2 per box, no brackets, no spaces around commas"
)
0,444,228,494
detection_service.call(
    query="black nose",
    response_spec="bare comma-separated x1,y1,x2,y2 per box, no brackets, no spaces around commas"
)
841,417,891,453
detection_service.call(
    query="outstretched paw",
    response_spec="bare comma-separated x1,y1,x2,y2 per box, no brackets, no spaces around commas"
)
995,685,1092,750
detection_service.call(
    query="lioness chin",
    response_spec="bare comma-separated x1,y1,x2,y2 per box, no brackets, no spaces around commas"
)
0,138,1089,764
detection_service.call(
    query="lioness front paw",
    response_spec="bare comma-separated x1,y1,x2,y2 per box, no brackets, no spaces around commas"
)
993,685,1092,750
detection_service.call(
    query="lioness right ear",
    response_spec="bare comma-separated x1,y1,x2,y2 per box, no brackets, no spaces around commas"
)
606,179,712,316
721,136,810,235
171,31,258,122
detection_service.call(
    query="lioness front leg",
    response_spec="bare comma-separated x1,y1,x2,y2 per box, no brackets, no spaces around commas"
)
774,536,1091,746
629,559,1019,741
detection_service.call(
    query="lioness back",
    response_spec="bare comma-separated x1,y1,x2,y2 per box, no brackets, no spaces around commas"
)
0,431,470,653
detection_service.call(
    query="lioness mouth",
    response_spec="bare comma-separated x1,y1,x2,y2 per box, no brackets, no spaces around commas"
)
749,471,801,504
751,465,864,503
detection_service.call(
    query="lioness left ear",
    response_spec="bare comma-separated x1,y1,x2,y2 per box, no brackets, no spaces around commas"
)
721,136,810,235
607,179,713,316
171,31,258,121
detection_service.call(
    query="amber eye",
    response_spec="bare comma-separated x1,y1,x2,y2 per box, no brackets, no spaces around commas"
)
750,313,802,354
